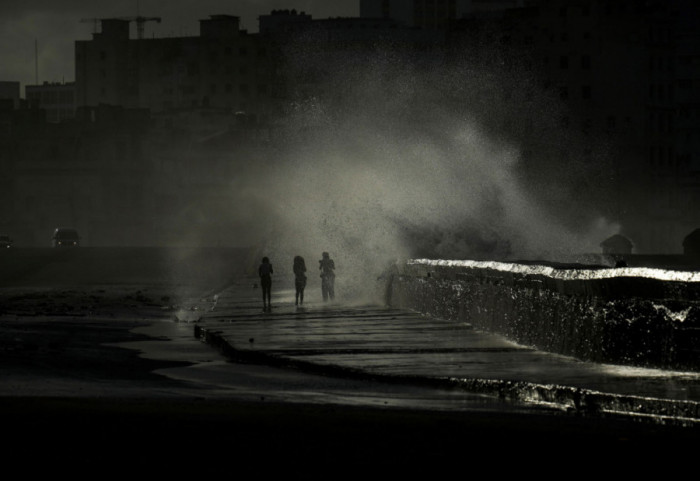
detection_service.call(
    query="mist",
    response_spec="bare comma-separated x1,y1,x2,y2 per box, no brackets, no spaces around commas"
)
204,43,620,298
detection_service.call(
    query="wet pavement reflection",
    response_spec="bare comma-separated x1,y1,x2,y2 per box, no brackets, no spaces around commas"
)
162,278,700,425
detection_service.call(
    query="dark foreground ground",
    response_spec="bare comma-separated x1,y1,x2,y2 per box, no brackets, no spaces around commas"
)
5,396,698,474
1,288,697,474
1,248,698,473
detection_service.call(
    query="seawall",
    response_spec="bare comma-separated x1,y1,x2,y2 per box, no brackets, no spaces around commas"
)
394,259,700,371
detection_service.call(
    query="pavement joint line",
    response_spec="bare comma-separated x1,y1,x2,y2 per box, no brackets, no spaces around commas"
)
203,312,417,321
239,347,533,356
205,318,473,331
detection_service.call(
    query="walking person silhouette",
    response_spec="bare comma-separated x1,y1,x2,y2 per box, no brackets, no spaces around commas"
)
293,255,307,307
319,252,335,302
258,256,273,312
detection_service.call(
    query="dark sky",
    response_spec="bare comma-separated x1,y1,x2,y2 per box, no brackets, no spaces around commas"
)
0,0,358,91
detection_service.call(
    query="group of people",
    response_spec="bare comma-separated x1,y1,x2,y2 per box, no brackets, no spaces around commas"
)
258,252,335,312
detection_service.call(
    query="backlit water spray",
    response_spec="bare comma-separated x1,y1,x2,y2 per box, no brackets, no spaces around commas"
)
165,43,617,302
229,45,620,300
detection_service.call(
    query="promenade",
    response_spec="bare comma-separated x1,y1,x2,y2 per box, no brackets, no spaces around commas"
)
192,278,700,426
3,248,698,472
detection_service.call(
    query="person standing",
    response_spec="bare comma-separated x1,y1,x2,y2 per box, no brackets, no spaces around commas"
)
258,256,273,312
378,259,399,307
293,255,307,306
319,252,335,302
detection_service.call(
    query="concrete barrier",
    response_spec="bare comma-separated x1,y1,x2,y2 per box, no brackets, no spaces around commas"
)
395,259,700,371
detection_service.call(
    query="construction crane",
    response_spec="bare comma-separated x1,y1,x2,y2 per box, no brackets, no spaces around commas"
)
80,16,161,40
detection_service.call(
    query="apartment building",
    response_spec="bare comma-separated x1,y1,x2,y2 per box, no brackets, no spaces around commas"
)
75,16,274,121
25,82,76,122
447,0,700,252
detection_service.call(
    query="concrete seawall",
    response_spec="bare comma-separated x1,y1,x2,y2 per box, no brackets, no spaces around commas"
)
395,260,700,371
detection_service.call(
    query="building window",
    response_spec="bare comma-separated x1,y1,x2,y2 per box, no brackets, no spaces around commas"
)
560,56,569,69
581,55,591,69
582,118,591,135
582,85,591,99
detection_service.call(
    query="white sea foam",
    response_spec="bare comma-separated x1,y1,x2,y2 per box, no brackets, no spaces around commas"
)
408,258,700,283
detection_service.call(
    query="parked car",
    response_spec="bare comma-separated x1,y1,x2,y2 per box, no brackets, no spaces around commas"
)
52,228,80,247
0,235,12,248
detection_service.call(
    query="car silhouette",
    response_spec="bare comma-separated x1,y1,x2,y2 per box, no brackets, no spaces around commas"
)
0,235,12,248
52,228,80,247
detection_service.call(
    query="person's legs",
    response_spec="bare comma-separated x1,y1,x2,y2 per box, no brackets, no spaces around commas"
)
262,277,272,310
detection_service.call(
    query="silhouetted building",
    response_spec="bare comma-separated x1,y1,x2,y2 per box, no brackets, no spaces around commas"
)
75,16,274,121
447,0,700,253
25,82,76,122
258,9,312,34
259,9,444,117
359,0,526,28
0,81,20,109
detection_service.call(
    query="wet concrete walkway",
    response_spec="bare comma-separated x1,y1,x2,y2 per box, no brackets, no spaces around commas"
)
190,280,700,425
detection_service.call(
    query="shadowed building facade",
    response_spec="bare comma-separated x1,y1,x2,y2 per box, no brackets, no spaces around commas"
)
447,0,700,254
75,16,274,122
25,82,76,123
